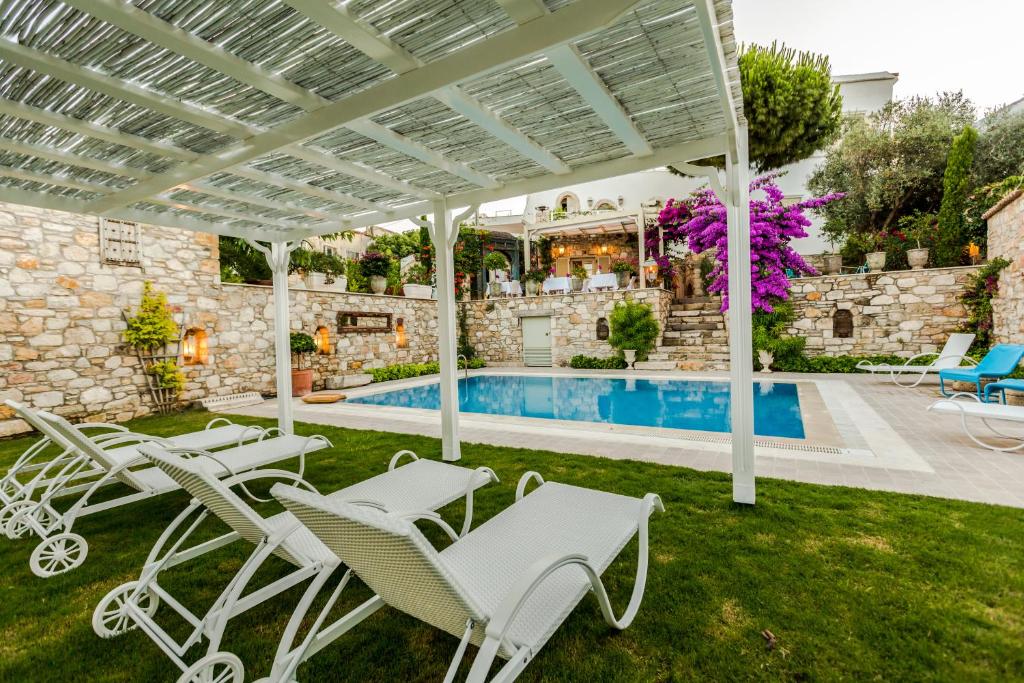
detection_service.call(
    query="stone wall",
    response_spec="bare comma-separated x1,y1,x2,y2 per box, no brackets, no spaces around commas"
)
788,266,978,356
461,289,671,366
0,202,437,436
987,192,1024,345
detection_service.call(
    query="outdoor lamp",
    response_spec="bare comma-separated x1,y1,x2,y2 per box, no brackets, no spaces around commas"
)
557,245,566,256
181,328,208,365
181,330,196,364
395,318,408,349
314,326,330,354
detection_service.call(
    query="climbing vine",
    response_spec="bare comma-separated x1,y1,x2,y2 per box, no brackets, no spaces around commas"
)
961,257,1011,349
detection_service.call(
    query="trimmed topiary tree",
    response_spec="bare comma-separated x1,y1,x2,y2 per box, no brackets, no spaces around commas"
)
124,281,179,351
608,300,660,361
935,125,978,266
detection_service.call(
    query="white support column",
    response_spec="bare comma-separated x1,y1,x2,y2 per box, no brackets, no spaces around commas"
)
428,199,478,461
523,227,531,275
725,122,755,504
248,239,300,434
637,220,647,289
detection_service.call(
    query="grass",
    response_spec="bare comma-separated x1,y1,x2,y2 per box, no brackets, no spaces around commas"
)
1,410,1023,681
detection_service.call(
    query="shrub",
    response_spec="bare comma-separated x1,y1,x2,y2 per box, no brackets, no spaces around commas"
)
147,359,185,393
290,332,316,370
961,257,1011,349
773,353,935,374
369,358,486,383
359,251,392,278
403,263,431,286
751,301,806,370
124,281,179,351
571,264,588,280
608,300,659,361
569,355,628,370
935,126,978,266
611,259,634,274
523,269,547,284
483,251,508,271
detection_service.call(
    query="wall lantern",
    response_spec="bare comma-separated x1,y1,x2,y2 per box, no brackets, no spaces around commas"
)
596,317,609,341
643,259,659,283
600,244,609,254
395,318,408,349
182,328,208,365
314,325,331,354
968,242,980,265
557,245,566,256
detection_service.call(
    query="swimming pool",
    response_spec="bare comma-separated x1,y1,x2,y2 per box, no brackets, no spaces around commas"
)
350,375,805,439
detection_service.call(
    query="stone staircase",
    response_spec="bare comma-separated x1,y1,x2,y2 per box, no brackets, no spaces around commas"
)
643,296,731,371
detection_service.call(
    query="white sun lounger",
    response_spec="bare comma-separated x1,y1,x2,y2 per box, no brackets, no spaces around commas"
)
929,393,1024,452
855,333,976,387
92,445,498,683
271,472,664,683
5,409,328,578
0,399,264,515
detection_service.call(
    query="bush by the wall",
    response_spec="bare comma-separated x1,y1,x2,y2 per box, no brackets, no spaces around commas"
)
569,355,629,370
370,358,486,383
608,300,660,361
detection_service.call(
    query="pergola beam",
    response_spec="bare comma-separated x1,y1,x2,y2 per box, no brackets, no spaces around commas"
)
228,167,386,214
80,0,640,215
1,139,151,181
281,144,439,200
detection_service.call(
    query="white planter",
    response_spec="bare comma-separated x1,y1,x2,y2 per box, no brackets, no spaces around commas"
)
324,275,347,292
757,350,774,373
823,254,842,275
570,277,584,292
866,251,886,272
906,247,929,270
525,280,541,296
304,272,327,290
623,349,637,368
403,283,432,299
488,281,502,297
369,275,387,295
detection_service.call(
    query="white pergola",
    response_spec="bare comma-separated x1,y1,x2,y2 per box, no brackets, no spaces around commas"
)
0,0,755,503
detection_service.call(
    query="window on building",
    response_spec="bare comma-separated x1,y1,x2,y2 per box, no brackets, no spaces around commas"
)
99,218,141,266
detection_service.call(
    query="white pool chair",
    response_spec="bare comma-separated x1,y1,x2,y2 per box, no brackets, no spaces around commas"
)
93,445,498,683
271,471,663,683
5,409,327,578
929,393,1024,452
855,333,976,387
0,399,264,518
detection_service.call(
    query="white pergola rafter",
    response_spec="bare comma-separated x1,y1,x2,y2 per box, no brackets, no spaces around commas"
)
494,0,654,157
1,138,152,181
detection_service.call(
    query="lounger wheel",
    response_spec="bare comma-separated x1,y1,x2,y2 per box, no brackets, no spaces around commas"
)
1,501,35,538
29,532,88,578
92,580,160,638
177,652,243,683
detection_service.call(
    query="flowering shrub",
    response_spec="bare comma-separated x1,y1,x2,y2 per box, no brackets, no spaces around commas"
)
657,174,842,312
961,257,1010,349
359,251,392,278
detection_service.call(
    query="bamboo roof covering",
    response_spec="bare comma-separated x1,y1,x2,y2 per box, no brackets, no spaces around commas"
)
0,0,742,241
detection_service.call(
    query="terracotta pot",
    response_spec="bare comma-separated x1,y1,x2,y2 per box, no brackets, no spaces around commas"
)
369,275,387,294
823,254,842,275
906,247,929,270
291,369,313,397
866,251,886,272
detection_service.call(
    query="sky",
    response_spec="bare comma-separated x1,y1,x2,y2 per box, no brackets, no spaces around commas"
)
382,0,1024,232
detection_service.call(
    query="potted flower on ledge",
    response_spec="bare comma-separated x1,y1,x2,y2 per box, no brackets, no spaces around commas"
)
523,269,546,296
900,212,936,270
290,331,316,396
360,251,392,295
611,258,634,289
402,263,433,299
483,251,509,298
570,264,588,292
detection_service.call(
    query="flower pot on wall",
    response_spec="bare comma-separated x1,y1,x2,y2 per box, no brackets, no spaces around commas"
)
757,350,774,373
623,349,637,368
369,275,387,295
326,275,348,292
615,271,630,288
823,254,842,275
525,280,541,296
906,248,929,270
304,272,327,290
570,277,584,292
403,283,432,299
488,281,502,298
866,251,886,272
290,369,313,397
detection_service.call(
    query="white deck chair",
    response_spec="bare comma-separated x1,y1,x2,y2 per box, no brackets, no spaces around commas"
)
5,409,328,578
270,472,663,683
0,399,264,522
929,393,1024,452
93,445,498,683
855,333,976,387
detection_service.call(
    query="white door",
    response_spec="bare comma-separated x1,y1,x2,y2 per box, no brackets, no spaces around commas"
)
522,316,552,367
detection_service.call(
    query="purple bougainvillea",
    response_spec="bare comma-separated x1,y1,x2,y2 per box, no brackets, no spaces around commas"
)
655,174,844,312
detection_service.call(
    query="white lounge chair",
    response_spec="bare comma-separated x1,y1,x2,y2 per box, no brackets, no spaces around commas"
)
4,409,328,578
271,472,663,683
929,393,1024,452
855,333,976,387
93,445,498,683
0,399,264,518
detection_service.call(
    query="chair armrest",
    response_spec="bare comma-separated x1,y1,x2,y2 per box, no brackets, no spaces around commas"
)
73,422,129,434
515,471,546,501
220,468,319,504
395,510,460,544
389,449,419,470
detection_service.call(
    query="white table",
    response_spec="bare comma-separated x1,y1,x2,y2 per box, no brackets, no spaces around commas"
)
585,272,618,291
542,277,571,294
500,281,523,297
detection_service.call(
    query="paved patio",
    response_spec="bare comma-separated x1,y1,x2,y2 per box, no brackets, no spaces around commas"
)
229,369,1024,508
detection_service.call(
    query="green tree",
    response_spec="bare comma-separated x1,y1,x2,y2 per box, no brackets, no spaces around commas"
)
368,230,420,258
670,42,842,174
974,109,1024,185
808,92,975,247
608,300,660,361
935,126,978,266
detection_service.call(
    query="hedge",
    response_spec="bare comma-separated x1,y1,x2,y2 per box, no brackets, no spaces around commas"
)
569,355,629,370
370,358,486,383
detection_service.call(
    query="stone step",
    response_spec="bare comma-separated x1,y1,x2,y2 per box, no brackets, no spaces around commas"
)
667,322,721,331
633,360,677,371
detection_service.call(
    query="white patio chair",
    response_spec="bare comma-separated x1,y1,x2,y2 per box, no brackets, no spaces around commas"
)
855,332,976,387
4,409,328,578
928,392,1024,452
93,445,498,683
270,471,664,683
0,400,264,521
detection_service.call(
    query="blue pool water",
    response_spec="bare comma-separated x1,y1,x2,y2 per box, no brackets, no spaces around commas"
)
350,375,805,439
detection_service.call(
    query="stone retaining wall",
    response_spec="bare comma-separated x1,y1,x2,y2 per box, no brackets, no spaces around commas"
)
788,266,978,356
987,192,1024,345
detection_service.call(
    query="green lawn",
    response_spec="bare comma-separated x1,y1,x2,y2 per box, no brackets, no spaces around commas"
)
1,410,1022,681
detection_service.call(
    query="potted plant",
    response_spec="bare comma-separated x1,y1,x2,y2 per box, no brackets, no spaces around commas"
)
570,264,587,292
523,269,546,296
608,300,659,367
862,232,886,272
290,331,316,396
822,236,843,275
902,213,935,270
483,251,509,297
611,258,634,288
402,263,433,298
360,251,391,294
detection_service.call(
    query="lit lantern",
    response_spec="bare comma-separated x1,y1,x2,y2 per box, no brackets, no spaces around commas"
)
314,326,330,354
395,318,408,349
968,242,980,264
643,259,659,283
600,244,609,254
181,328,208,365
557,245,566,256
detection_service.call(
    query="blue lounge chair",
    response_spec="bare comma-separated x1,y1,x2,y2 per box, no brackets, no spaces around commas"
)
983,378,1024,404
938,345,1024,400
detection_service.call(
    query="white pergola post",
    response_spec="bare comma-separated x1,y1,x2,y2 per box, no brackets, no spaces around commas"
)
637,222,647,288
725,122,755,504
427,199,479,461
523,227,531,275
248,239,299,434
